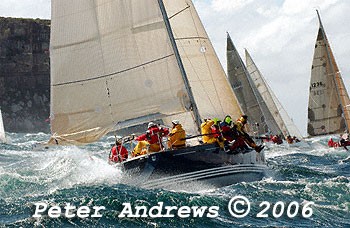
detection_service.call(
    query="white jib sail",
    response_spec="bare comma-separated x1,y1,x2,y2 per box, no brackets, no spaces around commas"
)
0,109,6,143
245,49,302,139
162,0,242,133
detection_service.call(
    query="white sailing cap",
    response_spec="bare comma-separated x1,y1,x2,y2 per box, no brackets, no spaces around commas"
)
172,120,179,125
148,122,156,128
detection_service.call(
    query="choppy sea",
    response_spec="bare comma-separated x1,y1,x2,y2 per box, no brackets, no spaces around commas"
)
0,133,349,227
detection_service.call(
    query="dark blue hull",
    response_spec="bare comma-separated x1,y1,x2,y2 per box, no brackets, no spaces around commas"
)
121,144,268,190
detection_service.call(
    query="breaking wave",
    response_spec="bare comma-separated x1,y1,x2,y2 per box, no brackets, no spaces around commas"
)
0,133,349,227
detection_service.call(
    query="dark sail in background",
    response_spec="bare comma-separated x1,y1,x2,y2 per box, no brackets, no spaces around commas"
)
227,33,281,136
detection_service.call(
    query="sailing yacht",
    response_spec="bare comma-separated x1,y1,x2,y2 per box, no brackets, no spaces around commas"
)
226,33,282,136
245,49,303,140
307,10,350,136
47,0,267,189
0,109,6,143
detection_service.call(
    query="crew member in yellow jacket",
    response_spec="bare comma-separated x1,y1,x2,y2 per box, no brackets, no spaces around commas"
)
201,119,224,148
235,115,264,152
168,120,186,149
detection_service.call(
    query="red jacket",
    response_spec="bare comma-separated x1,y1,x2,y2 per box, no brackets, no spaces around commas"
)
109,145,128,163
211,125,221,138
220,122,234,141
135,126,169,145
328,139,339,148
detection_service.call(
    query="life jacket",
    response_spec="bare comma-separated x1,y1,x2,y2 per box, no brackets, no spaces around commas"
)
109,145,128,163
135,126,169,145
211,125,221,138
272,136,279,144
328,139,334,147
168,124,186,148
235,118,246,134
201,120,214,143
220,122,234,141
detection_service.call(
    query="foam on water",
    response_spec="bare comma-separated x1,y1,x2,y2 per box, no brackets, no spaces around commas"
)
0,133,349,227
0,134,123,199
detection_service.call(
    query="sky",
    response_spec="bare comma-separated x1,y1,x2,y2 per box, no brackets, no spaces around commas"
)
1,0,349,136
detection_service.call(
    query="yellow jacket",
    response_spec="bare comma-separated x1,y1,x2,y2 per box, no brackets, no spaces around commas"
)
201,120,214,143
168,124,186,148
235,119,246,135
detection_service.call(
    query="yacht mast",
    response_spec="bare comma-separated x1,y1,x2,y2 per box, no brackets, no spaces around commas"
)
316,10,348,131
158,0,202,133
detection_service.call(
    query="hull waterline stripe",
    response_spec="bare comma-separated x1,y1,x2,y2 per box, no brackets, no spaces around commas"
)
143,163,267,185
142,166,266,188
141,165,267,188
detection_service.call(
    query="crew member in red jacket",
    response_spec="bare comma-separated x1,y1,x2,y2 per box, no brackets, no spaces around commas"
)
109,139,128,163
132,122,169,157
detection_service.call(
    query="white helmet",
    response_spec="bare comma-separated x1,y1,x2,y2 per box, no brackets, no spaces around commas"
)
172,120,179,125
148,122,156,128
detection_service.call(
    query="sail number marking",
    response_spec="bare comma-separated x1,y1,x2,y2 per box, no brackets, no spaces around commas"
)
313,90,325,96
311,81,325,88
310,81,326,96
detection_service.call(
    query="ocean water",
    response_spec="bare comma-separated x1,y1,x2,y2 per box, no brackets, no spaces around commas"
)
0,133,349,227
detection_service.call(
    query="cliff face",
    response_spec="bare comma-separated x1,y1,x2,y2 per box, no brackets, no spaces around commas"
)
0,17,50,133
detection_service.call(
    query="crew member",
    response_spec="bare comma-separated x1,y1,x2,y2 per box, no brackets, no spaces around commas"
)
220,115,235,141
211,118,222,139
109,139,128,163
272,135,283,144
132,122,169,157
293,136,300,143
286,135,294,144
235,115,264,152
201,119,225,149
328,138,338,148
168,120,186,149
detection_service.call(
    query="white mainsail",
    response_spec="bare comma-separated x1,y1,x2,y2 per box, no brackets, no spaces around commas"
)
49,0,242,145
227,33,280,135
245,49,302,139
307,10,350,136
0,109,6,143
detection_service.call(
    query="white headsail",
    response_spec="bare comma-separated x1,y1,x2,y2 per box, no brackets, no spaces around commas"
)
307,10,350,136
245,49,302,139
0,109,6,143
162,0,242,132
49,0,242,145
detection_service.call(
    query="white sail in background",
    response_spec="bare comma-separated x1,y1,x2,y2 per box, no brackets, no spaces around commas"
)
307,10,350,136
0,109,6,143
227,33,280,135
49,0,243,145
162,0,242,132
245,49,302,139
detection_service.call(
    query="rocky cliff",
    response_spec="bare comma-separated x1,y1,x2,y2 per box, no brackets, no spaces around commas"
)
0,17,50,133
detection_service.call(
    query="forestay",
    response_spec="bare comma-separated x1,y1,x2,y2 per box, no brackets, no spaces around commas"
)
307,11,350,136
245,49,302,139
50,0,192,145
162,0,242,133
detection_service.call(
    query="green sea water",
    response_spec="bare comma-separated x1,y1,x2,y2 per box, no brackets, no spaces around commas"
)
0,133,349,227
